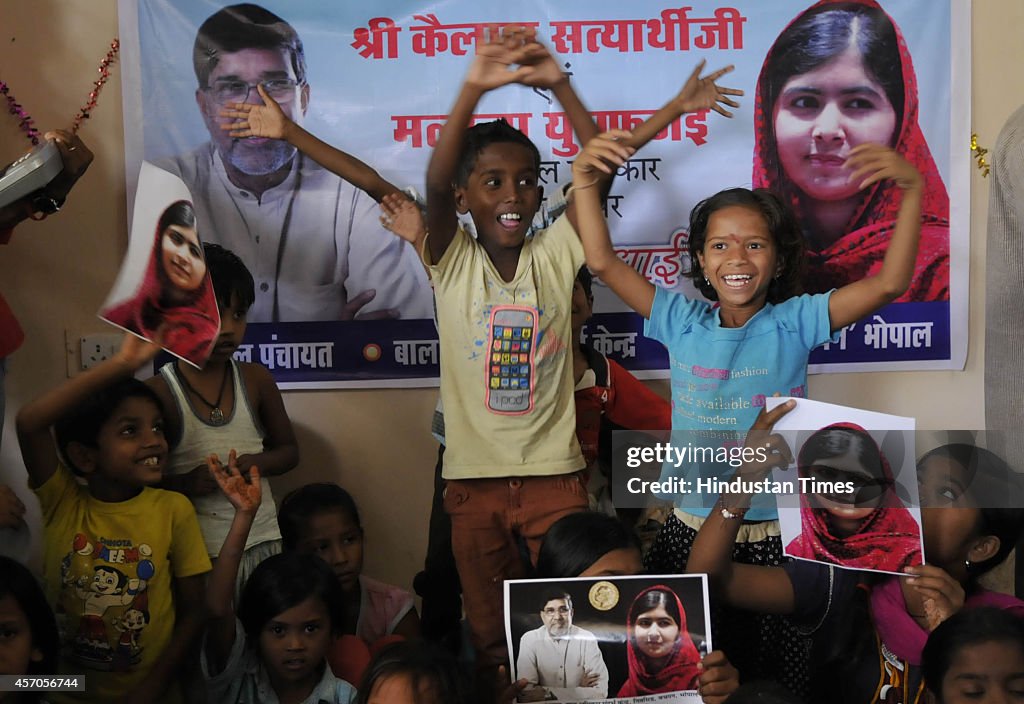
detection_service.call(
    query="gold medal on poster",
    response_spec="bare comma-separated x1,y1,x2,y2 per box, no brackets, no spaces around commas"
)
588,581,619,611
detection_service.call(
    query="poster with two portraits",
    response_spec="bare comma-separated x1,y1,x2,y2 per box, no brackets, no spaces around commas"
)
119,0,967,387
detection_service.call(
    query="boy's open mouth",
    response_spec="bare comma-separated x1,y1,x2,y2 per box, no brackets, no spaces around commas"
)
497,212,522,231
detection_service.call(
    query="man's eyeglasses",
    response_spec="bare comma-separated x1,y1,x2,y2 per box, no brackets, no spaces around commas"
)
542,606,570,616
206,79,302,105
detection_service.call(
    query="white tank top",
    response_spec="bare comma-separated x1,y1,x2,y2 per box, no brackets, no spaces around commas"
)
159,360,281,556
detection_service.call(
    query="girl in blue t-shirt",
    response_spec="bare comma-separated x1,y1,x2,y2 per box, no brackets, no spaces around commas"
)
572,125,925,694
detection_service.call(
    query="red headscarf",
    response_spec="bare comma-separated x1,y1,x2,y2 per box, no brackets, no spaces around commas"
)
617,585,701,697
102,200,219,365
753,0,949,302
787,423,923,572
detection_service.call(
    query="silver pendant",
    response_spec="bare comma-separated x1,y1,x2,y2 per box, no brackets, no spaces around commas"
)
209,407,225,425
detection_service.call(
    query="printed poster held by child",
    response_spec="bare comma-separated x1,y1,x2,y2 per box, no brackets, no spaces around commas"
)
765,397,924,576
100,162,220,368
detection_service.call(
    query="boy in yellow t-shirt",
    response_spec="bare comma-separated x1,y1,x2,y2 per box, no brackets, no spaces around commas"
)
17,335,210,703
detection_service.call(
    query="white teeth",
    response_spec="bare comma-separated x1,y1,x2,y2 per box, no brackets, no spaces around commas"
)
499,213,521,221
141,457,159,466
723,275,751,281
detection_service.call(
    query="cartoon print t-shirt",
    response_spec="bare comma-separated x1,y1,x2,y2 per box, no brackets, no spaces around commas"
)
35,465,211,703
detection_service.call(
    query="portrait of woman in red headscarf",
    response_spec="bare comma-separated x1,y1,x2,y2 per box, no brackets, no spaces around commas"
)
617,585,702,697
786,423,923,573
102,200,219,366
753,0,949,302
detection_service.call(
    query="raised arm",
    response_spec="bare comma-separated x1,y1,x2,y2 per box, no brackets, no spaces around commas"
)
571,132,656,318
203,451,261,676
219,86,401,202
16,334,158,488
685,403,797,614
626,60,742,152
233,364,298,478
425,26,539,263
0,130,93,230
827,144,923,330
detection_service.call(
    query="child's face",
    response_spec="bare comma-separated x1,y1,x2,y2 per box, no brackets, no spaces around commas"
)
919,455,986,573
368,673,439,704
91,397,167,487
294,510,364,594
0,594,42,676
697,205,779,312
570,279,593,336
209,291,249,363
938,640,1024,704
772,47,898,203
258,595,331,690
455,142,542,251
160,224,206,295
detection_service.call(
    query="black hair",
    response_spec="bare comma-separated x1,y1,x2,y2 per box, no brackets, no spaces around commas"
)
357,639,472,704
536,511,640,578
538,588,572,613
193,3,306,89
54,378,165,476
799,426,883,478
918,444,1024,576
238,552,345,644
157,200,196,234
0,556,60,679
203,243,255,311
575,265,594,300
455,119,541,187
685,188,806,304
278,483,362,550
762,3,904,157
628,588,681,628
922,607,1024,700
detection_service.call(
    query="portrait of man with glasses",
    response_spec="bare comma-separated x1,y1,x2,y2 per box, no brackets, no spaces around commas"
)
159,3,431,323
515,590,609,701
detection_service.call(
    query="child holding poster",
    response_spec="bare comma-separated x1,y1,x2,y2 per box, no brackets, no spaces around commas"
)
687,405,1024,702
418,25,741,696
572,118,924,692
15,333,211,702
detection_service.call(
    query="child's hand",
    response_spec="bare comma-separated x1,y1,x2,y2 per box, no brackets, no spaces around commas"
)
697,650,740,704
738,401,795,481
207,450,262,513
903,564,966,630
571,130,636,188
846,143,923,192
112,333,161,371
465,25,540,92
0,484,26,530
218,85,291,140
674,60,743,117
495,665,532,703
379,193,426,244
177,463,219,497
515,40,567,89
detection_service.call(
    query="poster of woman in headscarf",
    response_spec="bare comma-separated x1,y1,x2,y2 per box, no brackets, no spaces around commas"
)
100,162,220,368
767,397,923,575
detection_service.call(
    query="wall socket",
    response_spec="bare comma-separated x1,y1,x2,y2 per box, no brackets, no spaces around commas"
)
79,333,122,371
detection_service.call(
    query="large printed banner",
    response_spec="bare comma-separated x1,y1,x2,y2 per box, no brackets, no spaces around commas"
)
119,0,968,387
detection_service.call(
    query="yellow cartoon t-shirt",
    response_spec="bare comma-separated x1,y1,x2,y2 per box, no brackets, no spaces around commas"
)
35,465,211,703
